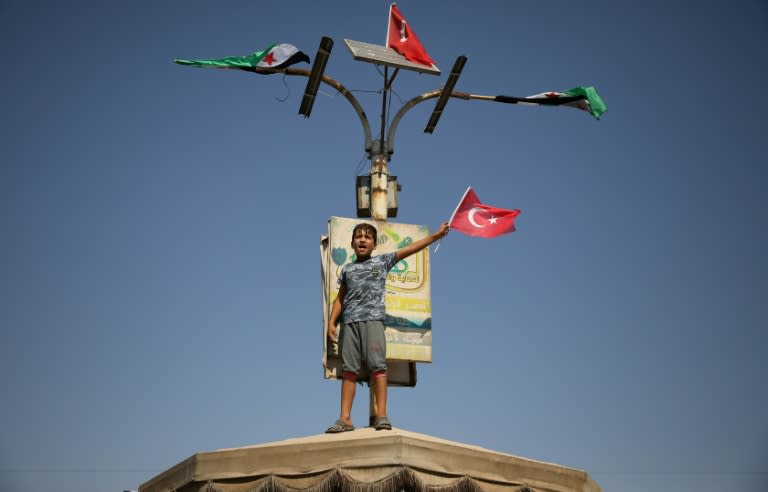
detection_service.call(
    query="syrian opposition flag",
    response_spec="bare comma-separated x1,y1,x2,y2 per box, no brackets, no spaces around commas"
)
174,43,310,72
448,187,521,238
386,3,436,67
494,86,607,120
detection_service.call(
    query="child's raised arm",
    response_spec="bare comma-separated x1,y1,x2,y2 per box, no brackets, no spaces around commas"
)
394,222,450,261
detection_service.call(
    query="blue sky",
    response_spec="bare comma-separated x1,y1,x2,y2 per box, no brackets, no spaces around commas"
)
1,1,766,491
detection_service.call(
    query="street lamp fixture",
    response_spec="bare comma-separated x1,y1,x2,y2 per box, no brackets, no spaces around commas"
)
424,55,467,134
299,36,334,118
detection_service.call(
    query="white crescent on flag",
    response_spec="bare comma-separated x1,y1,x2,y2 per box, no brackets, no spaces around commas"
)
467,208,486,228
448,186,520,238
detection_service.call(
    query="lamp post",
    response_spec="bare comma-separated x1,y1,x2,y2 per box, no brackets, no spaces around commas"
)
264,41,601,222
254,37,468,221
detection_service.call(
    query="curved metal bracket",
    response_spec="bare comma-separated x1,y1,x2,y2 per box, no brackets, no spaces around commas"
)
385,89,474,158
254,67,373,155
385,90,439,158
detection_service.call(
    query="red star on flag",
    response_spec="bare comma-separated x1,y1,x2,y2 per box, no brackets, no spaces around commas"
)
261,51,276,66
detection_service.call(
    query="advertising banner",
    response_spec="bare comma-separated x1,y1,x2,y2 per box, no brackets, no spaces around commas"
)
321,217,433,385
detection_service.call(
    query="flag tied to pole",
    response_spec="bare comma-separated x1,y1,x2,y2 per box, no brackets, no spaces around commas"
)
449,187,521,238
495,86,607,120
174,43,310,72
387,3,436,67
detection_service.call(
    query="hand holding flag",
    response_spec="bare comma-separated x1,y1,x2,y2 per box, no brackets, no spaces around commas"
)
448,187,520,238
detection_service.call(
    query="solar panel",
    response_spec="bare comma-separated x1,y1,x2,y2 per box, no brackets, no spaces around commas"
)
343,39,441,75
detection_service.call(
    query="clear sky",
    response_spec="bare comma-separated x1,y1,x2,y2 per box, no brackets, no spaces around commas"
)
2,1,766,491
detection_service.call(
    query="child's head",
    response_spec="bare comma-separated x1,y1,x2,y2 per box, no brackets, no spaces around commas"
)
351,223,377,245
351,223,378,260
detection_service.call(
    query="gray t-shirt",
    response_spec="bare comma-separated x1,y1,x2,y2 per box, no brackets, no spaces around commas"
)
338,252,397,323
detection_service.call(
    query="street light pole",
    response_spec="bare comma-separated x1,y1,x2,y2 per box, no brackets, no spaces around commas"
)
254,38,467,221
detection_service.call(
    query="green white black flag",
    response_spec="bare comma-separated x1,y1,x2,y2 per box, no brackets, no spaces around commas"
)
175,43,310,71
495,86,607,120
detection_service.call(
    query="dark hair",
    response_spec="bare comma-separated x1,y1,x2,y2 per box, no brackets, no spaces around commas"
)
351,223,377,245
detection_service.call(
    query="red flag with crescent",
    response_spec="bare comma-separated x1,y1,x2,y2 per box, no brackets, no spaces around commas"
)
386,3,436,67
448,187,521,238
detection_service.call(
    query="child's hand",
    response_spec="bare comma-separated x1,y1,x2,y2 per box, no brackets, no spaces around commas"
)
436,222,450,238
328,323,338,342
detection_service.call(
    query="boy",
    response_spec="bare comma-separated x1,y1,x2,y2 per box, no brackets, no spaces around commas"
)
326,221,450,432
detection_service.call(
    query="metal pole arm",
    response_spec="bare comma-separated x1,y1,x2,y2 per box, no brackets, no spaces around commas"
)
387,87,589,158
250,66,374,156
385,89,472,157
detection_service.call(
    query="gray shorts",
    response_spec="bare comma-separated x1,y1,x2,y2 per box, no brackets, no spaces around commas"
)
340,320,387,376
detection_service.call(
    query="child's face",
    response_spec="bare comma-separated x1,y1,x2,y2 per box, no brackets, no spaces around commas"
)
351,229,376,259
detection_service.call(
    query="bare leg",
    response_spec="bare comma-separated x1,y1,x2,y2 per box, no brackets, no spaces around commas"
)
372,373,387,417
339,374,356,425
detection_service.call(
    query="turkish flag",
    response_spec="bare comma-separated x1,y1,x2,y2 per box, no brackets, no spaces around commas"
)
386,4,436,67
449,187,521,238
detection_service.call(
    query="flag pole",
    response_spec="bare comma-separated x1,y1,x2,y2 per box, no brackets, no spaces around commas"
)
448,186,472,226
381,66,388,147
434,185,471,254
381,2,396,149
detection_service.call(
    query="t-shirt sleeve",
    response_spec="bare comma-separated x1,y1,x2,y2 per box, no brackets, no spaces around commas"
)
383,251,398,271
